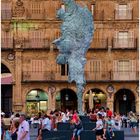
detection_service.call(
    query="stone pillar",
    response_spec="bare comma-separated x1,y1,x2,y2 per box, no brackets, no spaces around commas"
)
106,97,114,112
47,86,56,113
13,50,23,112
135,99,139,114
47,91,52,113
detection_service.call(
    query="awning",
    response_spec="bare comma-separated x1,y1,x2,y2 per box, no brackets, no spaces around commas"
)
1,73,13,85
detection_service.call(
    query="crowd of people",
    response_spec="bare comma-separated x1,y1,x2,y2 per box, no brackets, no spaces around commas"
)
1,107,139,140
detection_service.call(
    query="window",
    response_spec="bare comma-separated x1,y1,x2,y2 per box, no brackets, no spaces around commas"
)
29,2,44,19
113,60,136,80
118,60,129,72
30,60,45,80
1,31,13,48
61,64,68,76
91,4,95,15
118,32,128,48
1,2,12,19
114,31,134,48
115,4,132,19
61,4,65,10
29,29,44,48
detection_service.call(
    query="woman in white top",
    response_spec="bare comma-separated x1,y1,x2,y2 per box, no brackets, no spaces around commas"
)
92,114,104,140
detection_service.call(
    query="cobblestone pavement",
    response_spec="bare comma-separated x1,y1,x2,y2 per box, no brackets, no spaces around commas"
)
30,127,139,140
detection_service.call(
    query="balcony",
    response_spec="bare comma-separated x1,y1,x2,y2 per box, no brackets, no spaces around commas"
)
112,38,137,49
1,10,12,20
114,9,133,20
22,71,138,82
26,10,46,20
112,71,139,81
22,71,68,82
90,38,108,49
1,38,14,49
21,38,51,49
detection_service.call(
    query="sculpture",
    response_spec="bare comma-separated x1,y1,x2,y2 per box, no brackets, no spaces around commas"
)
53,0,94,114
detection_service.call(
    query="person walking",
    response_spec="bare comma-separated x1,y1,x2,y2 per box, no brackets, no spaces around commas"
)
17,113,30,140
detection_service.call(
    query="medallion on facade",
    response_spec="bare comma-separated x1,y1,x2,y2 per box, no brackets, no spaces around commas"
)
106,84,115,98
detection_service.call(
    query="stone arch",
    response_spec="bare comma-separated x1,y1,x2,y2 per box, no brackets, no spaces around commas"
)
114,88,136,115
1,59,15,81
25,88,49,116
55,88,77,111
114,88,138,100
83,88,107,112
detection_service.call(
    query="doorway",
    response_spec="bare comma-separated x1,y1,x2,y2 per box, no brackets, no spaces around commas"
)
57,88,77,111
114,88,135,115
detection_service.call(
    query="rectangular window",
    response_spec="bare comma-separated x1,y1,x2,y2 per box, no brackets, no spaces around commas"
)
114,31,134,48
61,4,65,10
1,2,12,19
91,4,95,15
113,60,136,80
29,2,44,19
30,60,45,80
115,4,132,19
1,31,13,49
118,31,128,48
61,64,68,76
29,29,44,48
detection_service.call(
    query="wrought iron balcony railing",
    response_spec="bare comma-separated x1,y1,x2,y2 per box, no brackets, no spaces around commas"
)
1,38,14,49
114,9,133,20
22,71,139,82
112,38,138,49
90,38,108,49
1,10,12,20
22,38,50,49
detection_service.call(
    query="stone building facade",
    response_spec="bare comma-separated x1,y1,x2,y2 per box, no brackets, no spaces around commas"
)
1,0,139,116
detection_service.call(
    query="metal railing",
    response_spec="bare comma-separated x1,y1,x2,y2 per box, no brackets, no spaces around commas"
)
112,38,137,49
114,9,133,20
22,38,50,49
90,38,108,49
1,10,12,20
22,71,138,82
1,38,14,49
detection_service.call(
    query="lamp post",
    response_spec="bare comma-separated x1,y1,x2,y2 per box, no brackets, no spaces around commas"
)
123,89,127,115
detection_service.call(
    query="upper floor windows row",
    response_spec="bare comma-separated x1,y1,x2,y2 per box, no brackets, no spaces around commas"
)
22,59,139,81
1,1,137,20
1,29,138,50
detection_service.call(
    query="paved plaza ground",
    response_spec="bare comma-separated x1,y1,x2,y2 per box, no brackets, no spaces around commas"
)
30,127,139,140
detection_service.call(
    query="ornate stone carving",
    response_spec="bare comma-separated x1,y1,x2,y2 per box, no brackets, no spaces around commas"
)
2,22,11,32
13,0,25,17
14,37,24,48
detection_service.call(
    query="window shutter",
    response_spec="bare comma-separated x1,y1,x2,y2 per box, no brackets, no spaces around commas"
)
130,60,136,80
113,60,118,80
128,31,134,48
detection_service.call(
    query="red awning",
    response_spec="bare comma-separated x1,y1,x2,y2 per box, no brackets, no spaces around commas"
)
1,73,13,85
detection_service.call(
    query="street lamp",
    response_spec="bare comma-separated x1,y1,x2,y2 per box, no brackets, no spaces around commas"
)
123,94,127,101
65,93,69,101
93,93,98,100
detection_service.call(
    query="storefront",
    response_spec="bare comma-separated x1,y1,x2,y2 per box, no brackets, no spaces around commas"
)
84,88,107,112
26,89,48,116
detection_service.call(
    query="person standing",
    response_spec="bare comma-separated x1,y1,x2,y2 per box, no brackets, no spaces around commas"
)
92,114,104,140
17,114,30,140
11,120,19,140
